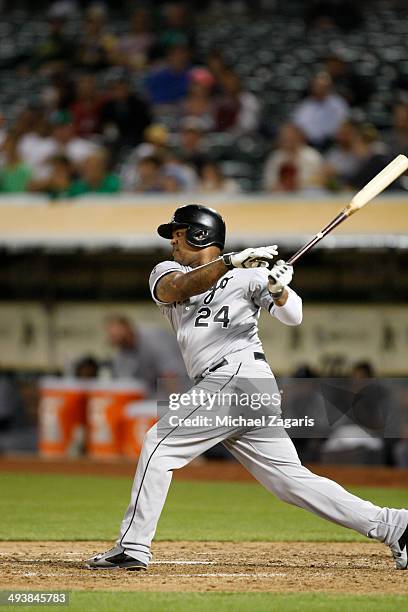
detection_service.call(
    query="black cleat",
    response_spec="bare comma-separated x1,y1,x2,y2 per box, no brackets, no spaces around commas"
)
86,547,147,571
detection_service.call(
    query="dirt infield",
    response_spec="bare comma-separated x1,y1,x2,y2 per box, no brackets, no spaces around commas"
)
1,456,407,488
1,541,407,594
1,460,407,595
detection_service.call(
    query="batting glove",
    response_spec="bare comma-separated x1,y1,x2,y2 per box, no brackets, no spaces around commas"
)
223,245,278,269
268,260,293,298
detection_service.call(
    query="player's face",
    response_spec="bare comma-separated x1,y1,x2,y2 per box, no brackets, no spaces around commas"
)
171,228,200,265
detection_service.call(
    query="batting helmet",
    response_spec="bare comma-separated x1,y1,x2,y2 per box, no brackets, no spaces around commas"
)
157,204,226,250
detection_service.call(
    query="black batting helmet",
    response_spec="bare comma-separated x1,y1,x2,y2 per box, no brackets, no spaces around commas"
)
157,204,226,250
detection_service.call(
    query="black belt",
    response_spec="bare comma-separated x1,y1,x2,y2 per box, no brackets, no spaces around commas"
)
207,352,266,375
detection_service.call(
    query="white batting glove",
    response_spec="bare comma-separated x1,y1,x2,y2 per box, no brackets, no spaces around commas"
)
268,260,293,298
223,246,278,269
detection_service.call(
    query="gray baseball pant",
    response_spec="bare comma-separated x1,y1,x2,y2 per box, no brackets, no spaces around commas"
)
116,354,407,564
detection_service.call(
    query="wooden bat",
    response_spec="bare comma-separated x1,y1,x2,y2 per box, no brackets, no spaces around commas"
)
286,154,408,266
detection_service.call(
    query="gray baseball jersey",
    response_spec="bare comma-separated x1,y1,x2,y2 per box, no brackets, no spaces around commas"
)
149,260,303,380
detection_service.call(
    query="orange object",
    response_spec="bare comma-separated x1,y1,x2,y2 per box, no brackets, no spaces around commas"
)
86,381,146,459
121,401,158,459
39,378,88,457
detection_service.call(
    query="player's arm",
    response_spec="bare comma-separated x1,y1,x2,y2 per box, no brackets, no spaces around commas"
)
156,260,227,303
156,246,279,303
268,261,302,325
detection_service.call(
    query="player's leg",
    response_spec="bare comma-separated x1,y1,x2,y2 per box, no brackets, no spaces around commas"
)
224,428,408,568
87,425,228,570
87,364,243,569
117,421,227,562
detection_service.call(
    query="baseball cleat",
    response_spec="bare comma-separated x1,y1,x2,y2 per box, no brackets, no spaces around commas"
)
389,523,408,570
86,547,147,571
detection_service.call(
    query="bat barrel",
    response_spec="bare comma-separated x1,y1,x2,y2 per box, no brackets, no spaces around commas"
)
285,155,408,266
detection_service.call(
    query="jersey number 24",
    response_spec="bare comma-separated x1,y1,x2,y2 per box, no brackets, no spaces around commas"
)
194,305,230,328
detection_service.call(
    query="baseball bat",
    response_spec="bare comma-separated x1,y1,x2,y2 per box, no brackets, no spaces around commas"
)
286,154,408,266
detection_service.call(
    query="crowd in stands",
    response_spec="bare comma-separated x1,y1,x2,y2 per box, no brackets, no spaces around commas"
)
0,1,407,197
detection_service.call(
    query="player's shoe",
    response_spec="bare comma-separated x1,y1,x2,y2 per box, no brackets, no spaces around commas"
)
389,523,408,570
86,546,147,571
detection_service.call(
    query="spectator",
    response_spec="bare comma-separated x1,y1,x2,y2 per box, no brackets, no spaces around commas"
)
113,8,155,69
48,110,99,171
349,360,392,439
323,120,360,190
158,2,196,55
133,156,164,193
74,355,99,379
206,50,229,89
173,118,208,173
215,70,260,134
352,361,374,379
0,370,36,453
29,154,74,200
324,54,372,108
162,153,198,192
145,43,192,106
14,107,42,141
75,4,117,71
321,361,394,465
17,110,57,179
120,124,171,191
198,161,241,194
30,16,74,73
105,314,186,395
0,133,33,193
99,78,152,148
0,372,25,432
394,439,408,468
282,364,327,463
161,168,185,192
41,72,75,116
293,72,350,150
384,102,408,159
135,124,171,161
68,149,120,196
162,159,196,193
348,124,389,191
132,151,200,194
70,73,102,137
262,123,323,192
181,68,216,131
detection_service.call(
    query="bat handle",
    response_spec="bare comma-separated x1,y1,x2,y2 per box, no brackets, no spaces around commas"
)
266,242,317,269
286,211,348,266
287,236,323,266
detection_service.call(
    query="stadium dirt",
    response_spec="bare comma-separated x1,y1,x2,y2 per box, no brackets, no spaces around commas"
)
1,541,407,594
1,458,407,594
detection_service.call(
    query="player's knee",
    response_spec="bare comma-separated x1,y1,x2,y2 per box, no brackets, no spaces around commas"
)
140,425,159,455
140,429,177,470
269,473,300,503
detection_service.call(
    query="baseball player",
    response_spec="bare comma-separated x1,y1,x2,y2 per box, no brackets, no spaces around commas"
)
87,204,408,571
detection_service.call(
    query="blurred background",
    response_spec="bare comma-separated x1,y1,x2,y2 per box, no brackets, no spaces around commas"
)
0,0,407,468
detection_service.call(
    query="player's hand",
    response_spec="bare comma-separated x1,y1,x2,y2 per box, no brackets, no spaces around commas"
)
268,260,293,297
223,246,278,269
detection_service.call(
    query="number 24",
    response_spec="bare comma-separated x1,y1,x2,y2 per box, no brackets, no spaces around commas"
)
194,306,230,328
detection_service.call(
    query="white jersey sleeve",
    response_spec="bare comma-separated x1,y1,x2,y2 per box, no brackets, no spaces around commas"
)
149,260,185,305
249,267,303,326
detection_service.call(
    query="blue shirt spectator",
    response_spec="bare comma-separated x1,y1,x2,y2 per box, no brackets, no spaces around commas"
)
145,44,191,105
